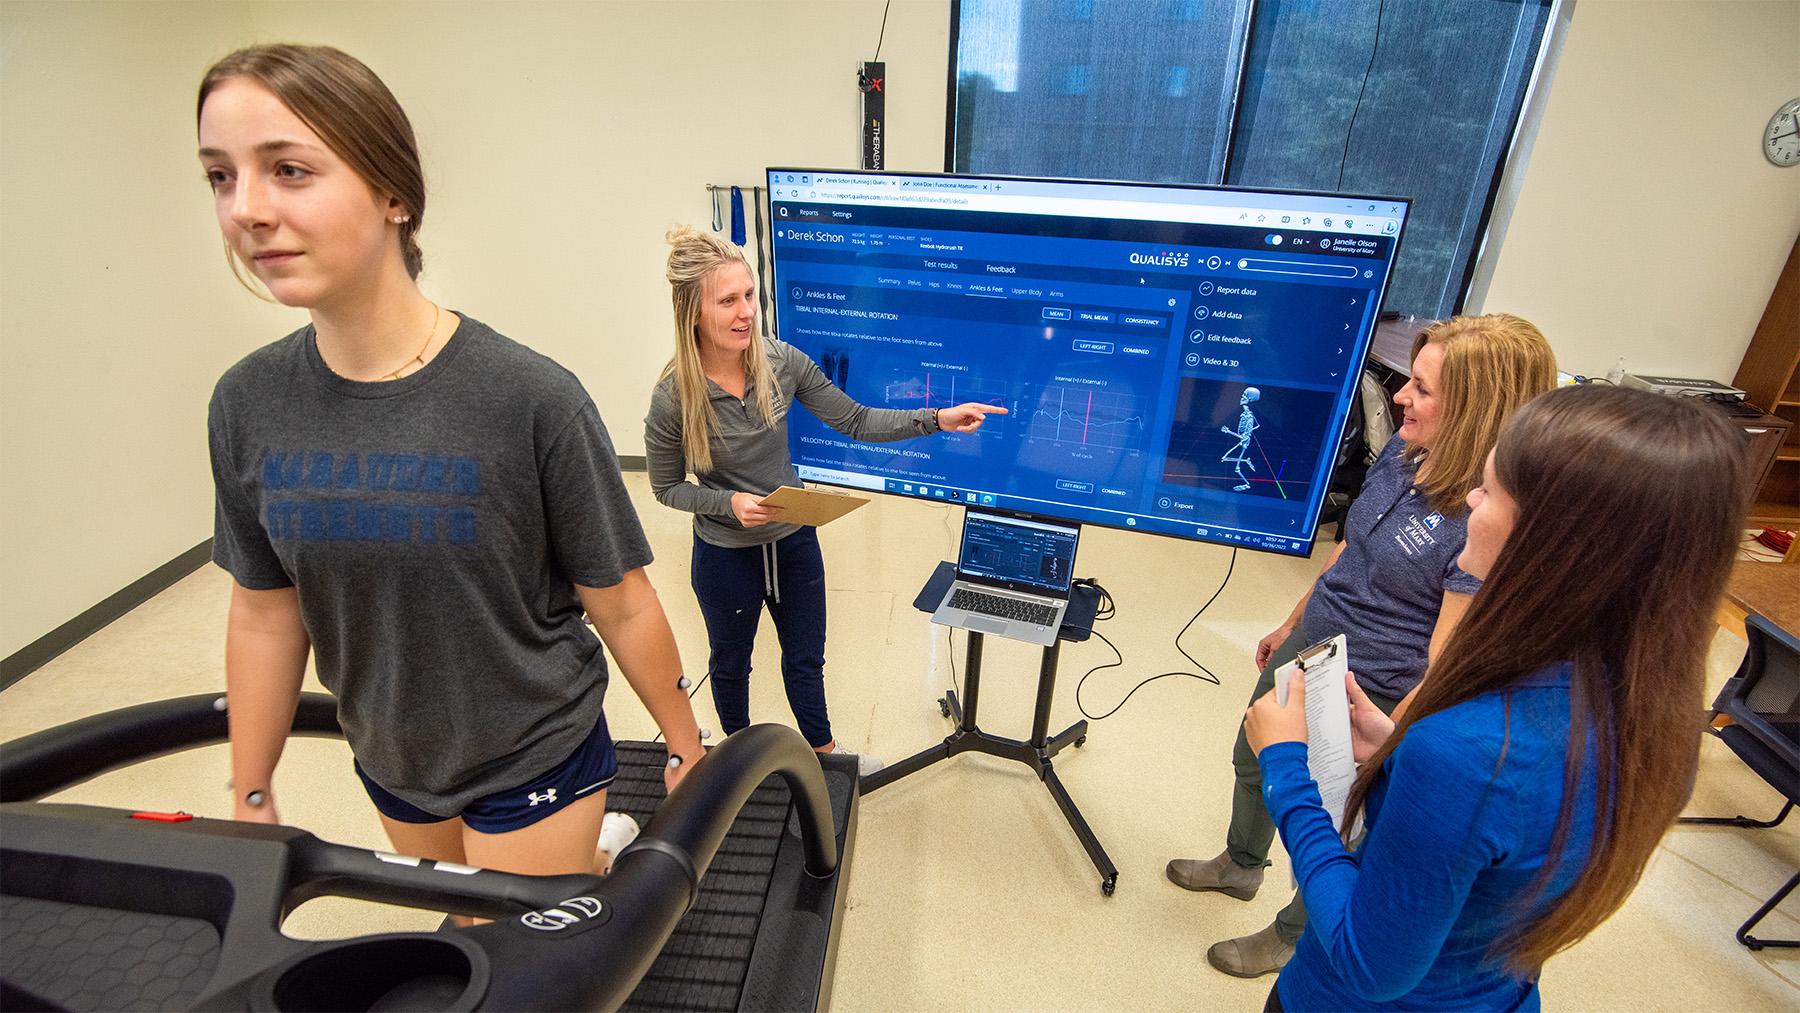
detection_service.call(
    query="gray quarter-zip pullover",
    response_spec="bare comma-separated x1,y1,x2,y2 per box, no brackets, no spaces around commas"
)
645,339,937,547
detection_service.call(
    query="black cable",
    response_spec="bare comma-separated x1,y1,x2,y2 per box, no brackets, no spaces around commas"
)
1336,0,1386,192
946,626,960,704
1072,547,1236,722
752,188,771,338
1169,546,1235,680
872,0,893,62
941,503,960,702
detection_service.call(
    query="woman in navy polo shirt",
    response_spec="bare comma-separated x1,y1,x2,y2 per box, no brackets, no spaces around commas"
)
1166,315,1556,977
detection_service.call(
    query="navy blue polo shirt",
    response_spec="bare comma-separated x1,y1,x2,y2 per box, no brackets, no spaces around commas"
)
1300,436,1482,698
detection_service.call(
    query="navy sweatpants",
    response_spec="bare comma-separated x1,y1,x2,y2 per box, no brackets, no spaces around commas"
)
690,526,833,748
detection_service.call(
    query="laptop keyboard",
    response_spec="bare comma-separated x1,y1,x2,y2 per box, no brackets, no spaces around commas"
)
949,588,1059,627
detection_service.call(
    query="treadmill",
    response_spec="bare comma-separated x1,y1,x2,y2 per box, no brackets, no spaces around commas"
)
0,693,857,1011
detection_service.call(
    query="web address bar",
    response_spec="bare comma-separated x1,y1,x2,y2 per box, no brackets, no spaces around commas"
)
800,188,1302,227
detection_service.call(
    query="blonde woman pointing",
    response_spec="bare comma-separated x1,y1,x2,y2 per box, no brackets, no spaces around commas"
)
645,226,1003,774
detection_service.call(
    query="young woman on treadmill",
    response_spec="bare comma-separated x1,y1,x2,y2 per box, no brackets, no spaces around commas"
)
201,44,701,882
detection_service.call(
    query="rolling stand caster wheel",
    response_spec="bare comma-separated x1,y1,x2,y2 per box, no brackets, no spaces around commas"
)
938,697,951,718
1074,735,1086,748
1101,874,1117,896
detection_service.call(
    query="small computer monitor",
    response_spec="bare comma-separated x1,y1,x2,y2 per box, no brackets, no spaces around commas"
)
766,169,1409,556
957,511,1080,595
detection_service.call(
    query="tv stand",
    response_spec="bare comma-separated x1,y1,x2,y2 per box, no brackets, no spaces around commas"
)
860,562,1119,895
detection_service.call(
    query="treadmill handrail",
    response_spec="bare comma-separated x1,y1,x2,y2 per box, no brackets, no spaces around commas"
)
630,722,840,887
0,692,341,803
1,693,839,879
1,694,844,1012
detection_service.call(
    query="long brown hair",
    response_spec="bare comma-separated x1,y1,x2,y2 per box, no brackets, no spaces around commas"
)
1342,385,1745,973
660,225,779,474
1407,314,1557,514
198,45,426,283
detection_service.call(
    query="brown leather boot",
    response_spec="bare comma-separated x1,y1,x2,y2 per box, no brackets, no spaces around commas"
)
1164,849,1265,900
1206,922,1296,978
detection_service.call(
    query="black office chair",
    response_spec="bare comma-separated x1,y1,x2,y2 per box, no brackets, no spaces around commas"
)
1678,612,1800,951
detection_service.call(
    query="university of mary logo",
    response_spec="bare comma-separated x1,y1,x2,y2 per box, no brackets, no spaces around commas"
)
259,449,482,546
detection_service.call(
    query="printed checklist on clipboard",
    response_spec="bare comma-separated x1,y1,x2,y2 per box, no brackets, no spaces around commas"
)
1274,634,1357,830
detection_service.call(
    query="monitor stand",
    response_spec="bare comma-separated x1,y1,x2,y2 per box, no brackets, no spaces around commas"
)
860,561,1118,896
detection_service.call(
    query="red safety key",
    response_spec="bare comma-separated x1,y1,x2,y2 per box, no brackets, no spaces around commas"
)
130,811,194,822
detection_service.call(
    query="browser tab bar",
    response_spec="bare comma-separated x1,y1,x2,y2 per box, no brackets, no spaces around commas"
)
770,170,1407,240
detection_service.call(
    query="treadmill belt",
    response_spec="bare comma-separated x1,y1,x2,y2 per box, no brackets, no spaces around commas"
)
611,742,790,1013
0,895,220,1010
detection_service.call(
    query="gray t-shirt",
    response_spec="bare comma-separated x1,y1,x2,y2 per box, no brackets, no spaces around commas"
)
644,338,935,548
208,314,652,815
1301,435,1483,699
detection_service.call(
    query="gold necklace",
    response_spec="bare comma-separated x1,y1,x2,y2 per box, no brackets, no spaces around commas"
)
378,302,442,381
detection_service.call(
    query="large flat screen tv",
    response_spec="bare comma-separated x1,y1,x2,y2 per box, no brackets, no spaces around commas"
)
765,169,1409,557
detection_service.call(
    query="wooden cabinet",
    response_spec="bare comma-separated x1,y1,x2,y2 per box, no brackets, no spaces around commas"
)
1733,235,1800,528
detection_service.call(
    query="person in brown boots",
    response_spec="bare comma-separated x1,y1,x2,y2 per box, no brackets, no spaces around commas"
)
1166,315,1555,977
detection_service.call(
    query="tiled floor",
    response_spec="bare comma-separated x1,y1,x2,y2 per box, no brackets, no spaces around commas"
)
3,474,1795,1010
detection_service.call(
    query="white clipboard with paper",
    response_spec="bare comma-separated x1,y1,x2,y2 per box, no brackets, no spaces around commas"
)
1273,634,1356,830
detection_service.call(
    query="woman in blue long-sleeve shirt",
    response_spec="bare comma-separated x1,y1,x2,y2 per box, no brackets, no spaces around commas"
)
1245,385,1745,1011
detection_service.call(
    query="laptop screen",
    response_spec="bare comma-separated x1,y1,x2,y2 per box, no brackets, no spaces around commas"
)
958,511,1080,595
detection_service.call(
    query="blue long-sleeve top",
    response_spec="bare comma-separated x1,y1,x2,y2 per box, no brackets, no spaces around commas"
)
1265,664,1598,1011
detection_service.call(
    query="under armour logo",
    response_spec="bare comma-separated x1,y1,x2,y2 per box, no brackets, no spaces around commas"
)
528,788,558,806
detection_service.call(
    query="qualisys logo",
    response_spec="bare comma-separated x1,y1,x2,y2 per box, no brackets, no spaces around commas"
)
1128,250,1190,268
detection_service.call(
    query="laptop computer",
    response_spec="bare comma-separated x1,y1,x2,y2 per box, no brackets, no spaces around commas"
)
930,510,1081,646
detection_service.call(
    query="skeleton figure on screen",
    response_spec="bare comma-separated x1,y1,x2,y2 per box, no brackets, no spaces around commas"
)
1220,387,1261,491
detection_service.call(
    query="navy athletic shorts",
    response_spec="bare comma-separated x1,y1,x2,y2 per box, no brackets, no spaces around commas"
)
353,710,619,834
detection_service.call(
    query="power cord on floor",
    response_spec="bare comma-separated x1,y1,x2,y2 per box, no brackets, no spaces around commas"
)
1073,547,1235,721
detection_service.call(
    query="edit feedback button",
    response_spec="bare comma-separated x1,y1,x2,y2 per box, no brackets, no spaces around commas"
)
1072,340,1114,355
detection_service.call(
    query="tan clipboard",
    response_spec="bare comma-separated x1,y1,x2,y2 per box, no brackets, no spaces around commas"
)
757,485,869,527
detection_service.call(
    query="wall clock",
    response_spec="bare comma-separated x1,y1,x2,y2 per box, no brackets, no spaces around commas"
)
1766,97,1800,167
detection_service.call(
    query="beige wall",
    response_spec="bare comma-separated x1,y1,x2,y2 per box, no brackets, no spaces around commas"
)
0,0,948,659
1480,0,1800,379
0,2,300,659
5,0,1796,659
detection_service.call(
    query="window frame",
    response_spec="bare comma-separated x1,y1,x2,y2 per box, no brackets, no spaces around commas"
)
942,0,1573,319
